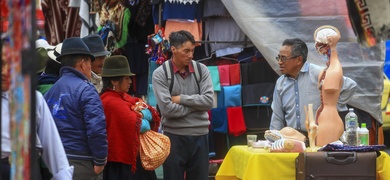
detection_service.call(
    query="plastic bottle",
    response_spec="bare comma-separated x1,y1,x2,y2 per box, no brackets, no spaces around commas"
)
345,108,358,146
358,123,369,146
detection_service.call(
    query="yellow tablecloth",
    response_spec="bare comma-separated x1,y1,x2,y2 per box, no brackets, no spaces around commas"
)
215,145,390,180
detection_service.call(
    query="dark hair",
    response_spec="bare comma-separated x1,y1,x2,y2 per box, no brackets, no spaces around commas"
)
169,30,195,48
60,55,90,68
282,38,308,63
45,59,62,75
101,76,125,94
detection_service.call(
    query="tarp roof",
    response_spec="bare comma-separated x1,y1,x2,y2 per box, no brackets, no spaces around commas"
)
221,0,385,123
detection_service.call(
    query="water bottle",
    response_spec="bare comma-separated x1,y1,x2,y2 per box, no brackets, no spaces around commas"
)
345,108,358,146
357,123,369,146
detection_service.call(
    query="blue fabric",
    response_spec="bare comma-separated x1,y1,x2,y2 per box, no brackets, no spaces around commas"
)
147,84,157,107
141,109,152,121
319,143,386,152
217,91,224,108
37,74,59,85
211,107,228,134
223,85,242,107
148,61,159,84
384,40,390,78
242,83,274,106
140,119,151,133
207,66,221,91
152,0,204,24
44,67,107,164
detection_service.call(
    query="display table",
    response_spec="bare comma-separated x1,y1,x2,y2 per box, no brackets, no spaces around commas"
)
215,145,390,180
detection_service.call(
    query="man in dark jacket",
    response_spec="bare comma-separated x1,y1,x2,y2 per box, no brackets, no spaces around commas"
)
44,37,107,179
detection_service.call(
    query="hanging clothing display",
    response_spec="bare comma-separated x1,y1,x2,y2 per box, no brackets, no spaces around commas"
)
152,0,203,39
164,20,202,42
204,17,248,57
152,0,203,24
69,0,101,37
203,0,229,17
41,0,82,45
99,1,130,54
125,1,156,96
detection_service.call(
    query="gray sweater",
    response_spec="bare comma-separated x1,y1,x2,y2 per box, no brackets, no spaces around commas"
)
152,61,214,136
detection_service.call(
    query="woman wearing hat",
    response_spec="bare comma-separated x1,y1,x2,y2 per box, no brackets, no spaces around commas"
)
100,55,160,179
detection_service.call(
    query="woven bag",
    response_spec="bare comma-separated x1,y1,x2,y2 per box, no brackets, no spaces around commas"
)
139,130,171,170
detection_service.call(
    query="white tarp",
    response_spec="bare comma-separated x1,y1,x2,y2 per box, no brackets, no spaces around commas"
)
221,0,384,123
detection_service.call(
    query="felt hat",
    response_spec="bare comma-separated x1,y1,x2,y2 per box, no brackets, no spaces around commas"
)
101,55,135,77
36,47,49,73
47,43,62,64
82,34,110,57
56,37,95,61
36,39,55,50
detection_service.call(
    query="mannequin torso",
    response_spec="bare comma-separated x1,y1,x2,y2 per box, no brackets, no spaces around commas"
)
315,57,344,146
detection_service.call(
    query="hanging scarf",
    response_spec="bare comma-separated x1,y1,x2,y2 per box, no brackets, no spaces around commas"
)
99,1,130,49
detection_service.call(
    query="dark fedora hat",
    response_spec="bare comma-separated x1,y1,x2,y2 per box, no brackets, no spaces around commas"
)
56,37,95,61
82,34,110,57
101,55,135,77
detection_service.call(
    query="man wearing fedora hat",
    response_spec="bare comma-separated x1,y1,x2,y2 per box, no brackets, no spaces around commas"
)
37,43,62,95
82,34,111,93
44,37,108,180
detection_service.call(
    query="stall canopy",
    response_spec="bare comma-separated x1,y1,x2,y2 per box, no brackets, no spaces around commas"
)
221,0,387,124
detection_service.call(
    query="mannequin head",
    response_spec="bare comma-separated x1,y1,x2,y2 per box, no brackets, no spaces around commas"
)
314,25,340,55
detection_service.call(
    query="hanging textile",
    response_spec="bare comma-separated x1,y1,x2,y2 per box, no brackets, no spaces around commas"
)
99,1,131,54
346,0,390,47
69,0,101,37
41,0,82,45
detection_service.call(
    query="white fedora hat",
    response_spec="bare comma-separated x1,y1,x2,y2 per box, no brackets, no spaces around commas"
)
47,43,62,64
36,39,55,50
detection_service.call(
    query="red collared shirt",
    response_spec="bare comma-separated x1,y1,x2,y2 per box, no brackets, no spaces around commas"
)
171,60,195,79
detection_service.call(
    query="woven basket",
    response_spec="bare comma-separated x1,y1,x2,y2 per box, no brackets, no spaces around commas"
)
139,130,171,170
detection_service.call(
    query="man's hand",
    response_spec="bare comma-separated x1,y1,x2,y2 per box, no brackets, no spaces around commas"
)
94,165,105,174
171,95,180,104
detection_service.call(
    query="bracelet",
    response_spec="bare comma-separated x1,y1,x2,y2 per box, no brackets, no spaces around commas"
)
330,49,337,52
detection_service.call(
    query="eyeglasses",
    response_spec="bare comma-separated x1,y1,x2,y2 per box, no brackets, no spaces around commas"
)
275,55,298,62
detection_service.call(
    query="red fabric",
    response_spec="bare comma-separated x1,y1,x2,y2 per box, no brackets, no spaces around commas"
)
100,90,161,172
0,1,8,33
218,65,230,86
36,9,45,30
1,4,45,32
229,64,240,85
100,90,142,172
41,0,81,45
226,107,246,136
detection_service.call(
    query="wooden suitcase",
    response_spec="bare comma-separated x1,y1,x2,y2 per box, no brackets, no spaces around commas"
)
296,151,376,180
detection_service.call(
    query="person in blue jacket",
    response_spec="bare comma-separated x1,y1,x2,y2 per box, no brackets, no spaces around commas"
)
44,37,108,180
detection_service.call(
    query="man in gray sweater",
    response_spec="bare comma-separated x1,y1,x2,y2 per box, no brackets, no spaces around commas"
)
152,30,214,180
